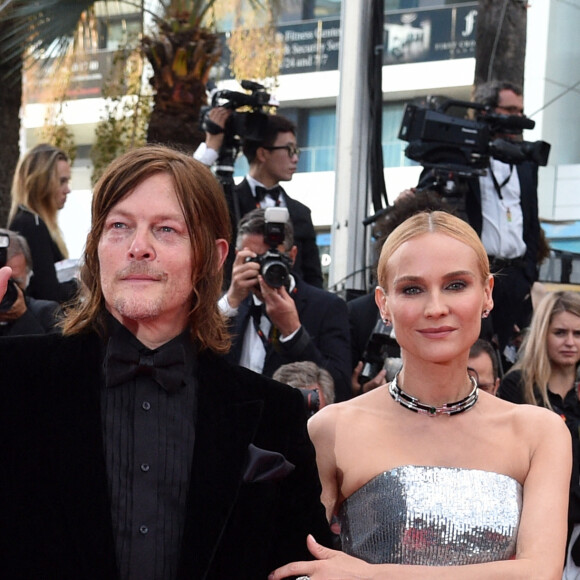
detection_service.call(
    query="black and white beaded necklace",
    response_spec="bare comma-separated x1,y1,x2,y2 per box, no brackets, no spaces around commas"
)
388,371,478,417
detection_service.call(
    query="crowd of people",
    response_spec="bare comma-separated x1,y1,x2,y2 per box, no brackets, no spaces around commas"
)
0,78,578,579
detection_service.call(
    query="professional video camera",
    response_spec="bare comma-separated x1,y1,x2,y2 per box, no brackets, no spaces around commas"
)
398,96,551,185
244,207,293,289
0,233,19,312
200,80,278,180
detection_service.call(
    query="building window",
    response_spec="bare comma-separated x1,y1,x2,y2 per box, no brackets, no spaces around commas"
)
232,102,413,177
298,108,336,172
386,0,474,8
382,103,414,168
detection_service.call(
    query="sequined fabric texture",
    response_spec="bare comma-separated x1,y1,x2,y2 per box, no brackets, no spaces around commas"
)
338,465,522,566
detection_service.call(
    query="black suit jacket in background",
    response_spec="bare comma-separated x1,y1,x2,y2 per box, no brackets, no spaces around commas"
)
0,296,61,336
463,161,540,283
0,332,332,579
227,276,352,402
227,179,324,288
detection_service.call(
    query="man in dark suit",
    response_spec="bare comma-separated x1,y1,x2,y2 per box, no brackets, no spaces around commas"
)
195,111,323,288
0,146,331,579
464,81,540,361
418,81,541,361
220,208,351,402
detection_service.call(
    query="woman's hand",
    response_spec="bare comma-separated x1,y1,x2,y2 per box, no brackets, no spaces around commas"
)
269,535,374,580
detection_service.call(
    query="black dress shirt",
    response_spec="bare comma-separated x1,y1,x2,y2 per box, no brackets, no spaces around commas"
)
101,316,197,580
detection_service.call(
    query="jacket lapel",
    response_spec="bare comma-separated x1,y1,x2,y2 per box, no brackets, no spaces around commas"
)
227,298,252,365
179,354,264,579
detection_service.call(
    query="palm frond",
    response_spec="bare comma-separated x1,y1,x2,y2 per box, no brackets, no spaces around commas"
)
0,0,98,81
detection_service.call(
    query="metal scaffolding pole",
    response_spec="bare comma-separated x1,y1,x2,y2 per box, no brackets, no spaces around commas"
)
329,0,385,297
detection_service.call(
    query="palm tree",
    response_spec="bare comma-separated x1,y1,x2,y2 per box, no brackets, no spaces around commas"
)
0,0,274,223
142,1,280,153
0,0,99,226
474,0,527,88
142,1,223,153
0,0,224,221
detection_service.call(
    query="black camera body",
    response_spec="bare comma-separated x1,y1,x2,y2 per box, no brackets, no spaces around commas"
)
398,97,551,178
246,251,293,290
245,207,292,289
201,80,274,146
0,233,19,312
359,318,402,386
300,387,321,418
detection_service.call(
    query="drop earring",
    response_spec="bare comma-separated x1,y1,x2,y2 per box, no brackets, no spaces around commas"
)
482,310,490,319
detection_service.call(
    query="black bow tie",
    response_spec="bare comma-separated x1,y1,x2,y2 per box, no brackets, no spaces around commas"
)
255,185,282,203
105,334,186,393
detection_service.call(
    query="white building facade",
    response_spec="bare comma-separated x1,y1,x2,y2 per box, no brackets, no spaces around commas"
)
21,0,580,288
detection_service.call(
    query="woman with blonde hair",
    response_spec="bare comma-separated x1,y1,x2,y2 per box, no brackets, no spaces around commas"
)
272,211,571,579
8,143,78,303
498,291,580,579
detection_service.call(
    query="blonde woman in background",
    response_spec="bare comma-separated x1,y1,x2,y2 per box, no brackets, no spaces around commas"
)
498,291,580,579
8,144,78,303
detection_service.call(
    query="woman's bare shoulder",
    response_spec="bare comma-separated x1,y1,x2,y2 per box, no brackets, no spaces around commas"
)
486,394,570,439
308,389,387,438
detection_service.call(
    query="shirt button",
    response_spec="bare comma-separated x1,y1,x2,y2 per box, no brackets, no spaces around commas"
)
139,525,148,535
140,463,150,472
142,401,151,411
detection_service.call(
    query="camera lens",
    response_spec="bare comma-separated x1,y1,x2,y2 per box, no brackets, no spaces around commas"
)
262,260,290,289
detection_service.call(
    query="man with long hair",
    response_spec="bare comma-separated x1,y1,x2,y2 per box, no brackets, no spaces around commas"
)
0,145,330,579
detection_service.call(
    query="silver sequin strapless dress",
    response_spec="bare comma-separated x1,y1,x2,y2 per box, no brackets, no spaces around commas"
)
338,465,522,566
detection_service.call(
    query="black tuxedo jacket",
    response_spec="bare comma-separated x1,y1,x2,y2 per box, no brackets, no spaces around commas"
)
0,332,331,579
230,179,324,288
227,277,351,402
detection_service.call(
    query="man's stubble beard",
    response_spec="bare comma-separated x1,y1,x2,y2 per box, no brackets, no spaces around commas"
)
111,295,164,320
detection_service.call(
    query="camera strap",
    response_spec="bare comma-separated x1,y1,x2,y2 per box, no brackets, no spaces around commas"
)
250,302,270,349
489,163,514,222
489,163,514,201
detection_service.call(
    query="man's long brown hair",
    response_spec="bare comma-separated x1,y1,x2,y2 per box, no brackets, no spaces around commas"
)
62,145,232,354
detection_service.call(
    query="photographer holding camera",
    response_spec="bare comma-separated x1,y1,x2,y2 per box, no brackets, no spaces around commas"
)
273,361,335,417
413,80,542,366
0,228,61,336
195,106,323,288
219,208,351,402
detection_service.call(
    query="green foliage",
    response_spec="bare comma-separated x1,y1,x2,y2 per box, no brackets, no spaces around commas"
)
90,45,152,185
40,121,78,165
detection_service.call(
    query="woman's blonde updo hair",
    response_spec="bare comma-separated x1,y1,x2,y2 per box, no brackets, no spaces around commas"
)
376,211,490,291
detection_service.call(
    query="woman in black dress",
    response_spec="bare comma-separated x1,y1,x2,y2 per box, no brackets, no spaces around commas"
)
8,143,78,303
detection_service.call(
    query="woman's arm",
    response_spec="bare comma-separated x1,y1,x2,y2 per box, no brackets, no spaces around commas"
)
307,406,341,523
270,405,572,580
